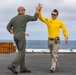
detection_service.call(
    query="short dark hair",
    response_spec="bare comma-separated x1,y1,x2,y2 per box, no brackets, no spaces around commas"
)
53,9,59,15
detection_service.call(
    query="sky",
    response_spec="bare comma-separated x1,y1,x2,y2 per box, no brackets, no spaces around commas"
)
0,0,76,40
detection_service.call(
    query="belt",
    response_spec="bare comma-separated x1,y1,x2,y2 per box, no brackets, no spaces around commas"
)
49,38,60,40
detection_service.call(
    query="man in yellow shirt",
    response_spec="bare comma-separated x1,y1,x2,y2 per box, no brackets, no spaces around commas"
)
38,3,68,73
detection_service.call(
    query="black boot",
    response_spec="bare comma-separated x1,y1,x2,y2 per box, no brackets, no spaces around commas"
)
20,68,31,73
7,65,18,74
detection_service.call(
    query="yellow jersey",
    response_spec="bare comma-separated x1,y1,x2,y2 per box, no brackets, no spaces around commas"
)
38,11,68,39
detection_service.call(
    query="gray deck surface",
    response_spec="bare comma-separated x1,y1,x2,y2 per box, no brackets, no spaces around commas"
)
0,52,76,75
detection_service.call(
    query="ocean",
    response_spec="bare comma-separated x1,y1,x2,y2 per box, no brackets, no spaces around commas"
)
0,40,76,49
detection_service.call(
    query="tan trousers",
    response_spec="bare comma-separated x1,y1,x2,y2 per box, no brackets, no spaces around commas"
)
48,39,60,69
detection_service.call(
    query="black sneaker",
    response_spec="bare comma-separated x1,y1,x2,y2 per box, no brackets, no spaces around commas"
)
50,68,55,73
55,64,59,70
56,66,59,70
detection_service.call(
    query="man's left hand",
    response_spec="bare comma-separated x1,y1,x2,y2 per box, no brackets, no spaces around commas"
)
65,38,68,44
10,29,14,34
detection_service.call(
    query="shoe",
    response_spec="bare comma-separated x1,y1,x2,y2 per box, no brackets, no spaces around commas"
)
50,68,55,73
20,68,31,73
55,64,59,70
56,66,59,70
7,65,18,74
56,62,59,70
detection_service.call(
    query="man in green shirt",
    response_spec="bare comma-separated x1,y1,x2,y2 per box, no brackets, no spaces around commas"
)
7,6,39,74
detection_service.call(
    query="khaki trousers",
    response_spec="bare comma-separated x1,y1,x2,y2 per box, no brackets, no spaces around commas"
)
48,39,60,69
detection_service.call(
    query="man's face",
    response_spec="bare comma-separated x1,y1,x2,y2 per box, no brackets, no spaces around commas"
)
21,9,25,15
19,9,25,15
51,12,58,19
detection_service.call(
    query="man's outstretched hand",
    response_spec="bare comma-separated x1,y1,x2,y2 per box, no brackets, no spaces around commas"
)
38,3,42,11
35,3,42,13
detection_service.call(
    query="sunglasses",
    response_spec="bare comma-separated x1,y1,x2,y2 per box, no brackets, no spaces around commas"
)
51,13,57,16
22,9,26,11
